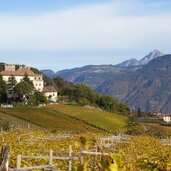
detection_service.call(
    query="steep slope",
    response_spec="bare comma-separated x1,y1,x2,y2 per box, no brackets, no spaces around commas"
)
96,55,171,113
125,55,171,113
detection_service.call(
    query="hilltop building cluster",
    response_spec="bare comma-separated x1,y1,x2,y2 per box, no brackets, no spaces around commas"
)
0,64,57,102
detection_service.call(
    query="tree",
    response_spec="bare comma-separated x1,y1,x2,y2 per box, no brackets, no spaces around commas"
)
7,75,17,89
98,95,115,111
125,114,139,135
32,91,47,105
14,81,34,103
75,84,97,105
0,75,7,102
118,103,131,116
27,91,47,106
23,73,34,86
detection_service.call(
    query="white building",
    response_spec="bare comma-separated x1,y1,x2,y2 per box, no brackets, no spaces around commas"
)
163,115,171,123
0,64,58,102
1,64,44,91
42,86,58,102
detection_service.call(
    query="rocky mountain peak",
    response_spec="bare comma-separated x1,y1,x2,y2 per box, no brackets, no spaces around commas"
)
116,49,165,67
139,49,165,65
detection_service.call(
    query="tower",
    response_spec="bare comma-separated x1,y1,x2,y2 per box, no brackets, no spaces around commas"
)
4,64,16,71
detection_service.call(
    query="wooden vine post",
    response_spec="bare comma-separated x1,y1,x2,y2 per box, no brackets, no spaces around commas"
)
16,155,21,169
49,149,53,165
68,145,72,171
0,145,10,171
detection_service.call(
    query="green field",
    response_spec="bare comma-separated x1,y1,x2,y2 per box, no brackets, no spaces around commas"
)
0,104,126,132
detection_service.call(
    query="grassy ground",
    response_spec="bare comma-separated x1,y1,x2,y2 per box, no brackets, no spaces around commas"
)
0,104,126,133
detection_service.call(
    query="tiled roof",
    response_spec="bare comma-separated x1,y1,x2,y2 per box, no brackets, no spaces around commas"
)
0,68,36,76
43,86,57,93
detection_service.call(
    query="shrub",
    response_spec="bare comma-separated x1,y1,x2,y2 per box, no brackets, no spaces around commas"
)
1,120,10,131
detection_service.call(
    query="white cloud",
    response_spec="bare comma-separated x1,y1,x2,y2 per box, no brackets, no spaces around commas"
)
0,0,171,52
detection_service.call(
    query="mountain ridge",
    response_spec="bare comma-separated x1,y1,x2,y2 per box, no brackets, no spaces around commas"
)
41,50,164,90
41,50,171,113
116,49,165,67
42,49,165,80
96,54,171,113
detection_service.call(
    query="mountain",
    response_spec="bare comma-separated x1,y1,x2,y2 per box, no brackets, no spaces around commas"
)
116,58,139,67
48,50,164,90
55,65,138,89
41,69,56,78
41,50,171,113
116,49,165,67
139,49,165,65
55,65,121,89
96,55,171,113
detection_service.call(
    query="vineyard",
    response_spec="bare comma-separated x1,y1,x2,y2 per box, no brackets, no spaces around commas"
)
0,129,171,171
0,112,42,130
0,104,126,133
0,107,97,132
0,105,171,170
45,104,126,132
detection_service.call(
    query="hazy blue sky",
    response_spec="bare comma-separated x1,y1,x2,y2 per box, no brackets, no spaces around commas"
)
0,0,171,71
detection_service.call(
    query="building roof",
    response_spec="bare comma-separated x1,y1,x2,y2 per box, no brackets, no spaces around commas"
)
163,114,171,117
0,68,36,76
43,86,57,93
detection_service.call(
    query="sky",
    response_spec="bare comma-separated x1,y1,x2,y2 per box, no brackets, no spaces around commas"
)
0,0,171,71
